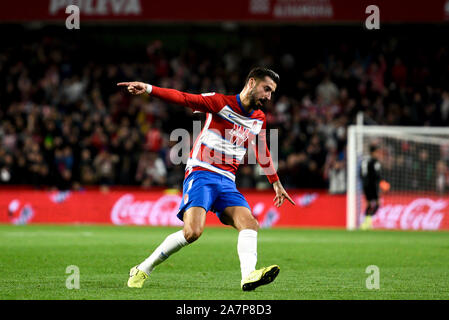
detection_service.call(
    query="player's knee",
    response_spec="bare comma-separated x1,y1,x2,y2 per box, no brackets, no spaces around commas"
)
250,218,259,232
251,217,259,231
183,227,203,243
239,214,259,232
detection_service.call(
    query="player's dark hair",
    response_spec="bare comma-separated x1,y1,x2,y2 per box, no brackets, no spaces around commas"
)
369,145,379,153
245,67,280,86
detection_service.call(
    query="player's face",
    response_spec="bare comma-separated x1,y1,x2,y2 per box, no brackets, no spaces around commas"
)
372,149,382,159
249,76,277,109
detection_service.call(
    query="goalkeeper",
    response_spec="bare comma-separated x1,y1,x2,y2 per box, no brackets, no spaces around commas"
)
360,144,389,230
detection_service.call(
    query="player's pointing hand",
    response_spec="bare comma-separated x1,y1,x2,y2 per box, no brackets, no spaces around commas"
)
272,180,296,208
117,81,148,95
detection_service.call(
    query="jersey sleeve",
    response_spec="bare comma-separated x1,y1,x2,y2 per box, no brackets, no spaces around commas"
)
374,160,382,181
150,86,223,113
251,119,279,184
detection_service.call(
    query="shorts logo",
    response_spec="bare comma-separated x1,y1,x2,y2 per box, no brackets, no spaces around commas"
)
184,194,189,204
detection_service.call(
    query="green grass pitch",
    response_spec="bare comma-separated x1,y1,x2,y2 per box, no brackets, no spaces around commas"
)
1,224,448,300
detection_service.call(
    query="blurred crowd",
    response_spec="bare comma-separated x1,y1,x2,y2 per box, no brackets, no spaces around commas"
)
1,26,449,191
379,141,449,194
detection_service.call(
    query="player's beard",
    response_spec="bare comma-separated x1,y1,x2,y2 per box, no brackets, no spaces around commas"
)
249,95,259,109
249,89,265,110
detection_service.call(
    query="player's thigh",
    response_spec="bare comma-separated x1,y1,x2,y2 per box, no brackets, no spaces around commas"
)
182,206,207,243
220,206,258,232
364,189,378,202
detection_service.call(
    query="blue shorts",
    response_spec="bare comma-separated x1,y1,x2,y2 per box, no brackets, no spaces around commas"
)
177,170,251,222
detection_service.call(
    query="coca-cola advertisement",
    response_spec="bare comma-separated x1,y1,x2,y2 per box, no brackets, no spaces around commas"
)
369,195,449,230
110,193,184,226
0,188,346,228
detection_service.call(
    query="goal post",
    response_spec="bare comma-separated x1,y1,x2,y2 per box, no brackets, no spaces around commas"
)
346,124,449,231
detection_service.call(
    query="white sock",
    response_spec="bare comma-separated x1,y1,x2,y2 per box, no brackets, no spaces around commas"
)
138,230,188,275
237,229,258,280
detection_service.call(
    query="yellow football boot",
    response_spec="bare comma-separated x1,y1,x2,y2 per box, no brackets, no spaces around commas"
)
241,265,280,291
361,216,373,230
127,266,148,288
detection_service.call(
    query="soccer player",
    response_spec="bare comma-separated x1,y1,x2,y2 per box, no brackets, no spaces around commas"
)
360,144,389,230
117,67,295,291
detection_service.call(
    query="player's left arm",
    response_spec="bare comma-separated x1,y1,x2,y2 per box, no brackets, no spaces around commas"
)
272,180,296,208
252,121,295,208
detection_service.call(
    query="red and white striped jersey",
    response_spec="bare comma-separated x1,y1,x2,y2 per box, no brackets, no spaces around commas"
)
150,86,279,184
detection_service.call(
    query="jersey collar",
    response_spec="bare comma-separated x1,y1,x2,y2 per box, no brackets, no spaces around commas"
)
236,94,254,117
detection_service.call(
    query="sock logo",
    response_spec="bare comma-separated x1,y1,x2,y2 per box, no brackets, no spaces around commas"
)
160,252,169,260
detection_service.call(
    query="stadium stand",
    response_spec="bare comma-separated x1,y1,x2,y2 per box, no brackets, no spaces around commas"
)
1,25,448,191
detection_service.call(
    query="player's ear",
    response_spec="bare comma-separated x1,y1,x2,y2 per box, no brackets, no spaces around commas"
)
249,78,258,89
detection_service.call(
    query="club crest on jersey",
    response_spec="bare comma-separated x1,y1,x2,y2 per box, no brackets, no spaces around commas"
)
250,120,261,132
228,123,251,147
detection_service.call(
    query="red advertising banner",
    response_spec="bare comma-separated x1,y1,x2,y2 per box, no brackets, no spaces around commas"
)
0,0,447,22
2,188,449,230
370,195,449,231
0,188,345,228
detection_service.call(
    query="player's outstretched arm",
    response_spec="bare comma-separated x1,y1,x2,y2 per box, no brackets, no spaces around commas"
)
117,81,220,113
272,180,296,208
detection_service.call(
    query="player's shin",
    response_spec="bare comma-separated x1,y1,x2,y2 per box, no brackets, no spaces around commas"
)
237,229,258,280
138,230,188,275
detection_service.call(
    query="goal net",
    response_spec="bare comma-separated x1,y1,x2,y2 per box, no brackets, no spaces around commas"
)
346,125,449,230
